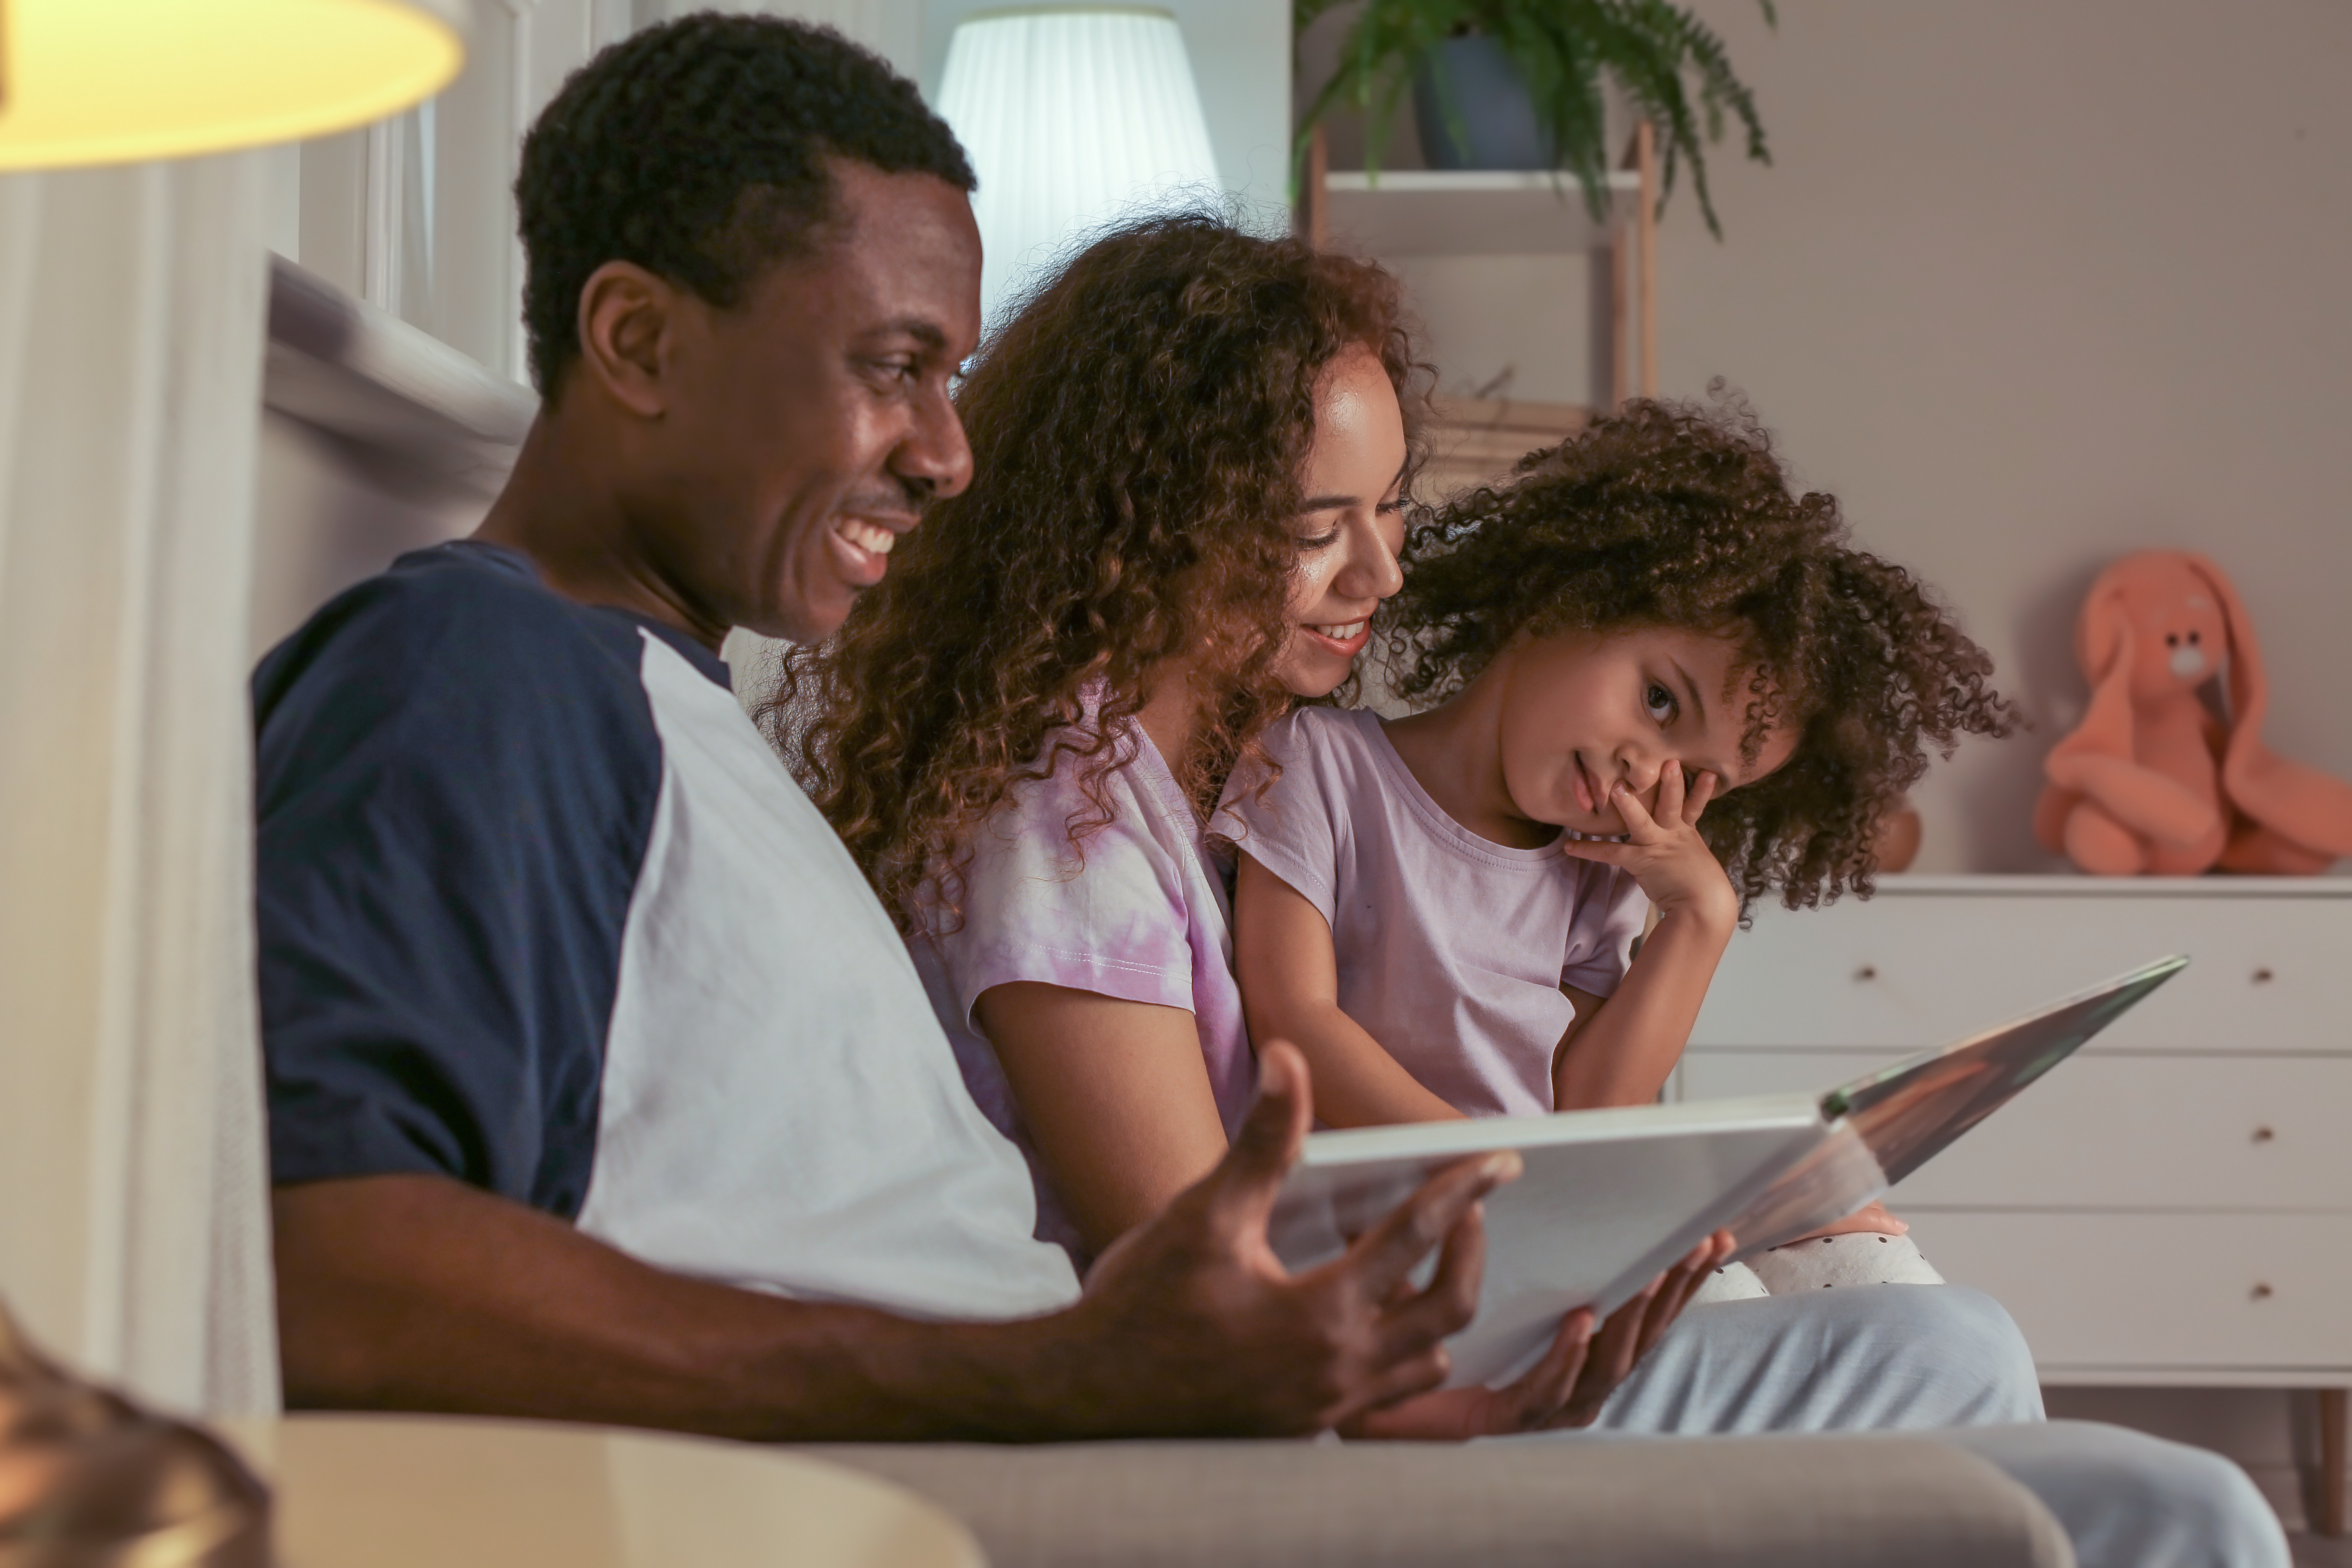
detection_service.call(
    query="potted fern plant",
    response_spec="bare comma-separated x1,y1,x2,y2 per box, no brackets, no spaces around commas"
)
1296,0,1775,236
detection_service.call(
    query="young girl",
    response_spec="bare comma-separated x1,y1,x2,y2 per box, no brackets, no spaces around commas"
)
1217,396,2014,1295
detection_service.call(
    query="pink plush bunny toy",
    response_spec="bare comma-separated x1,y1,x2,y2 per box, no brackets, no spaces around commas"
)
2036,550,2352,875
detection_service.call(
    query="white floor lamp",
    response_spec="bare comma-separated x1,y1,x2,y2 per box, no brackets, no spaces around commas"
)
935,5,1223,332
0,0,470,1420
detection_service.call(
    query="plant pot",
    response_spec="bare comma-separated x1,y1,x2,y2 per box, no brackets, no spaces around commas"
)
1411,35,1553,170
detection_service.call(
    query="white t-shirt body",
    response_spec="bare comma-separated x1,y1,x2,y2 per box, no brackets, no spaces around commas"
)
1216,706,1647,1118
254,543,1080,1327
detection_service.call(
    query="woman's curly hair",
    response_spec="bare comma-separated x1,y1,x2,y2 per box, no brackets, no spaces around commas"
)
1385,392,2014,913
776,213,1428,930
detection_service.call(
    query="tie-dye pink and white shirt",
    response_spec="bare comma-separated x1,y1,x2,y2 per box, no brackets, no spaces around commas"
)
907,695,1256,1265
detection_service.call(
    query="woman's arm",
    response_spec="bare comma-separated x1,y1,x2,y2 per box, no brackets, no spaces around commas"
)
1233,853,1463,1128
974,981,1234,1254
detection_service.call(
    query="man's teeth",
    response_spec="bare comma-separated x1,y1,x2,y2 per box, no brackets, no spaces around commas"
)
1314,621,1366,641
838,519,896,556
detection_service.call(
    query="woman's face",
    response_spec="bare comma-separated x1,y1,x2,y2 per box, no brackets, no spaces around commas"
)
1271,345,1408,698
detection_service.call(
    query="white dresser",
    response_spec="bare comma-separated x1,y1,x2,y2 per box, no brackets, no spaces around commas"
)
1677,875,2350,1530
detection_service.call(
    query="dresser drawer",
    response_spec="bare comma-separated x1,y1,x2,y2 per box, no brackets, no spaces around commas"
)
1677,1051,2352,1210
1690,887,2352,1053
1906,1212,2352,1373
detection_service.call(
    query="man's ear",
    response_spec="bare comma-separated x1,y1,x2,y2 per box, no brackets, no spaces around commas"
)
574,261,677,420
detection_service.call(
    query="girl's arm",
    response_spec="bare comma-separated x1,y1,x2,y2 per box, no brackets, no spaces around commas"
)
974,981,1232,1254
1233,852,1463,1128
1554,765,1738,1111
1550,897,1733,1108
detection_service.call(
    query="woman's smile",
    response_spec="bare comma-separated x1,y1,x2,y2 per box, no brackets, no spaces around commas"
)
1298,619,1372,658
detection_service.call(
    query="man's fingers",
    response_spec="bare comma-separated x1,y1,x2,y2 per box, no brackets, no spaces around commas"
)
1635,1232,1728,1359
1372,1198,1492,1358
1200,1040,1313,1235
1337,1149,1518,1304
1351,1348,1457,1419
1505,1308,1595,1427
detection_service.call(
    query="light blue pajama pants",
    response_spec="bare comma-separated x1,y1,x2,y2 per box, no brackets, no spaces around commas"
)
1506,1287,2290,1568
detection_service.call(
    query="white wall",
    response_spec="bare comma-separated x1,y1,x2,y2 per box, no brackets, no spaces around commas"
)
1646,0,2352,873
1604,0,2349,1515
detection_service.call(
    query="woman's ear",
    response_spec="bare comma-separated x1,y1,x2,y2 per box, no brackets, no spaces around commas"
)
573,261,677,419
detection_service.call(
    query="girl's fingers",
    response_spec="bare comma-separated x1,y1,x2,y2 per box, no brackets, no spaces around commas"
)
1610,781,1667,842
1656,762,1686,823
1683,769,1719,825
1557,838,1637,868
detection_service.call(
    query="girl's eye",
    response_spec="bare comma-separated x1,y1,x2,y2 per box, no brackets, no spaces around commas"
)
1645,682,1677,722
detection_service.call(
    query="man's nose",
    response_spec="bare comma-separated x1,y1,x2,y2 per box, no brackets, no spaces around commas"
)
895,385,974,501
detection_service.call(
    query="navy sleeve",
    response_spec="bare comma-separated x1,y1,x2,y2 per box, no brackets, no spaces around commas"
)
253,548,662,1218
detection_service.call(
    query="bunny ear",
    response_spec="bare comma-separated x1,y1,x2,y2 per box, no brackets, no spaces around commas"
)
2185,553,2267,744
2075,567,2129,683
2053,570,2136,766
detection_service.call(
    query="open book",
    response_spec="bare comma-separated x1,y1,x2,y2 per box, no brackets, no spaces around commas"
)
1267,955,2187,1388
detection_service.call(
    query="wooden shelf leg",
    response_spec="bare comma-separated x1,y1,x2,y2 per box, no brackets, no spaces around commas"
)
1634,118,1656,399
1609,231,1628,409
2319,1387,2347,1539
1302,125,1329,252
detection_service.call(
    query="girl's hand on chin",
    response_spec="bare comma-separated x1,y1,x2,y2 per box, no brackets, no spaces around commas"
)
1559,765,1739,935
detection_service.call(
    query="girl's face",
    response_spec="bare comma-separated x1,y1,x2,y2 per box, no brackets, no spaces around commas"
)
1271,345,1408,698
1494,624,1797,835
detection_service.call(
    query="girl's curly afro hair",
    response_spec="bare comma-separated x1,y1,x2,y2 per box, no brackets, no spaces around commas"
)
1385,392,2014,913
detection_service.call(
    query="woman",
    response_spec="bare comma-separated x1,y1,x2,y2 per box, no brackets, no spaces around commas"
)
784,213,1422,1261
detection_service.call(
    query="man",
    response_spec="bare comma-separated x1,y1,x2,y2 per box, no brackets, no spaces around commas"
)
254,16,2284,1563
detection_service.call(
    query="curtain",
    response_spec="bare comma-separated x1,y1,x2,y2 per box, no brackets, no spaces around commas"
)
0,153,280,1418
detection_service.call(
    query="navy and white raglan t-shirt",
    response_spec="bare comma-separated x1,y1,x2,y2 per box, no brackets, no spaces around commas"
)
255,540,1080,1320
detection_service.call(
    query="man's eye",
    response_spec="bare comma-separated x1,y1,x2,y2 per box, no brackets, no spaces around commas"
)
1645,683,1677,721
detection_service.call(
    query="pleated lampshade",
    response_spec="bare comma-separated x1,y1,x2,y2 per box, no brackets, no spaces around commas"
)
0,0,468,171
935,5,1221,329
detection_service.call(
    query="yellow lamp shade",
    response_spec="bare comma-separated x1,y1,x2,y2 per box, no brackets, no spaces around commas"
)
0,0,467,172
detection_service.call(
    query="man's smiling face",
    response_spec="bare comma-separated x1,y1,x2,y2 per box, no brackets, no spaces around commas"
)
639,159,981,644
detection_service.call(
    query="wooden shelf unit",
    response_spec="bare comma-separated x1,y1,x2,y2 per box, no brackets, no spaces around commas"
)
1300,120,1660,479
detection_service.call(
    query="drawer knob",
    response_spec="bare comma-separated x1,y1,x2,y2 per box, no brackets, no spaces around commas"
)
2251,1282,2274,1301
2252,1126,2276,1144
1855,965,1878,982
2252,967,2275,984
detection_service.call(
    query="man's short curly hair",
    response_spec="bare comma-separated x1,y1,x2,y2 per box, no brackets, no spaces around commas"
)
515,12,974,395
1385,392,2015,913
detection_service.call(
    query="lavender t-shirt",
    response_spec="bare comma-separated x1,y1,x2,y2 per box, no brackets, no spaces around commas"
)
1215,706,1646,1118
909,705,1256,1262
